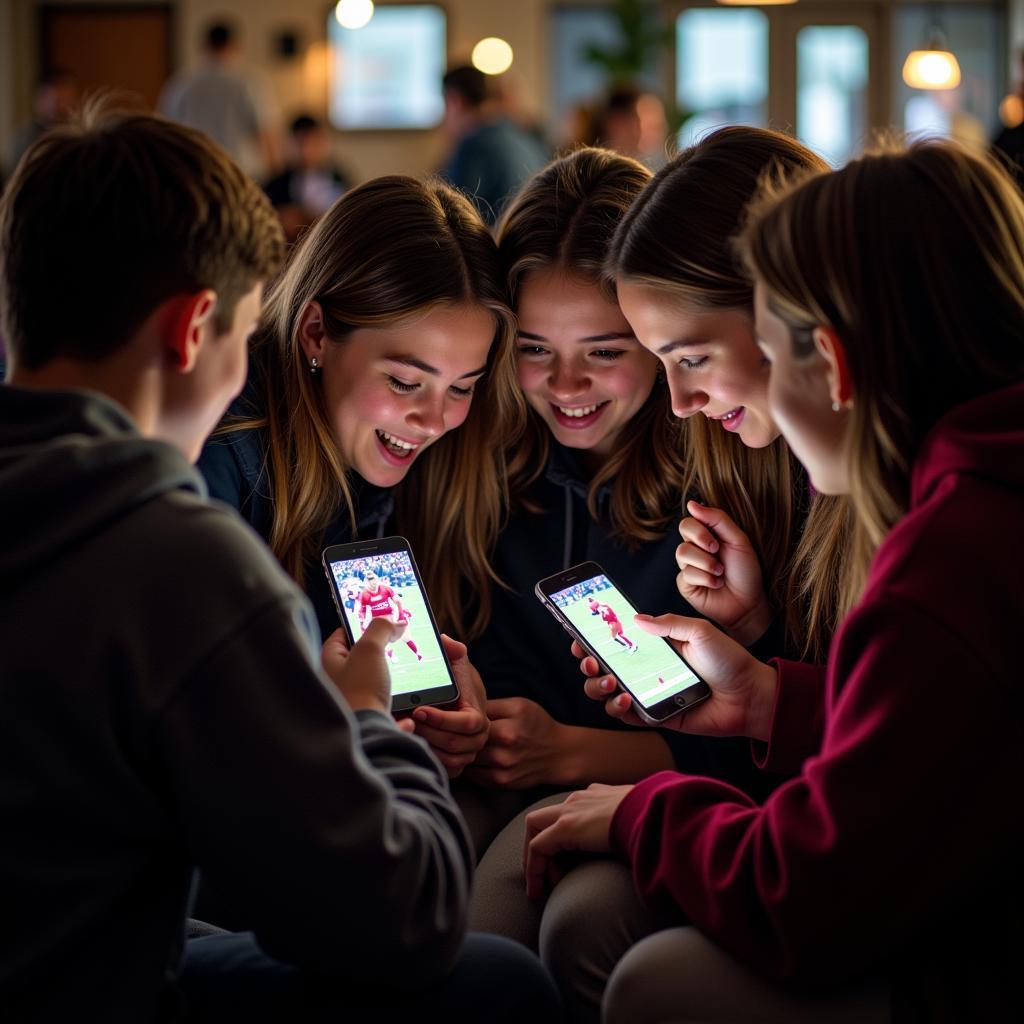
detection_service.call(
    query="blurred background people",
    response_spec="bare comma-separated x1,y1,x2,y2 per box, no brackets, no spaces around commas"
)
158,20,279,179
4,68,79,175
439,64,549,224
590,87,669,169
264,114,351,242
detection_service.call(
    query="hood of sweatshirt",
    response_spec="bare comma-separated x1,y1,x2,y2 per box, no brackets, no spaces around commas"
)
912,380,1024,507
0,385,203,579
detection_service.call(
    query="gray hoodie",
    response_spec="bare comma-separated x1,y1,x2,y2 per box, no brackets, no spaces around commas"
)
0,385,472,1022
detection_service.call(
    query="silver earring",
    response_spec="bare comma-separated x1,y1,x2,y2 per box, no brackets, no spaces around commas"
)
310,357,320,376
831,401,841,412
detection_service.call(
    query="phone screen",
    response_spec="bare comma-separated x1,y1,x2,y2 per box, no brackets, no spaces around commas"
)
548,572,701,711
326,549,452,699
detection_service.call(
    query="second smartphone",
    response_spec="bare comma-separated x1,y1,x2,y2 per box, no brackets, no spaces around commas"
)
535,560,711,724
322,536,460,713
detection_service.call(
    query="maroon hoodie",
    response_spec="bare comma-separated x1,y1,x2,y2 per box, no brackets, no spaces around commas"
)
611,381,1024,1019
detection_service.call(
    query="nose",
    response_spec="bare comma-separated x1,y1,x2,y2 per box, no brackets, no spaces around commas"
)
548,358,589,402
406,391,447,438
667,376,709,420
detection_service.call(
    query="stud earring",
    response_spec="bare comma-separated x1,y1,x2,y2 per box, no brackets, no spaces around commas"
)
310,357,321,376
831,401,841,412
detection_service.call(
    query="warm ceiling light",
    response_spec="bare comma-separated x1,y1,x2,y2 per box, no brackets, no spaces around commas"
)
472,37,514,76
902,47,961,90
1000,94,1024,129
716,1,799,6
334,0,374,31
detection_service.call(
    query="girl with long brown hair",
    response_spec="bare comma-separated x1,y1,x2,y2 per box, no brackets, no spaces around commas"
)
199,175,525,777
531,138,1024,1023
463,148,762,812
608,125,845,662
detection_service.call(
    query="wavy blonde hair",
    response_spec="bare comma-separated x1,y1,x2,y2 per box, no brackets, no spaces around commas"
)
741,138,1024,610
495,147,688,544
606,126,842,659
229,176,525,637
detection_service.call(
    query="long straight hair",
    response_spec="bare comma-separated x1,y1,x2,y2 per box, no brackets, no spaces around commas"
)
496,147,688,543
741,139,1024,602
228,176,525,637
607,126,841,658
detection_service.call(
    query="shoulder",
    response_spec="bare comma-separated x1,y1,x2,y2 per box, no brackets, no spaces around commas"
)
110,487,316,669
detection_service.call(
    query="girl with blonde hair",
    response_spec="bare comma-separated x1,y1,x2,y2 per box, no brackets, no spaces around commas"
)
200,175,525,779
532,138,1024,1022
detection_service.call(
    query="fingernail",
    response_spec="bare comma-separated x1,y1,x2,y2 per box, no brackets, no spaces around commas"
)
709,541,719,553
635,613,652,622
600,678,614,692
413,709,427,721
713,564,724,576
617,695,630,708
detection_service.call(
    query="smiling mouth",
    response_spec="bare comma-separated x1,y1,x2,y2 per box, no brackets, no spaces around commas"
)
707,408,743,423
375,430,422,458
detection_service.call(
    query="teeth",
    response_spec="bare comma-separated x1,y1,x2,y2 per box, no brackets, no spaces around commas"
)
377,431,419,451
716,409,742,421
557,404,600,418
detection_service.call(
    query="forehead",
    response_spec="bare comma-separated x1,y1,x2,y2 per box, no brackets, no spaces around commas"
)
350,302,495,374
517,268,630,336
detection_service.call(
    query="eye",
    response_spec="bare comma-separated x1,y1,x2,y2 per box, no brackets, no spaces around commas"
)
517,344,548,357
449,383,475,398
387,376,419,394
591,349,625,360
678,356,708,370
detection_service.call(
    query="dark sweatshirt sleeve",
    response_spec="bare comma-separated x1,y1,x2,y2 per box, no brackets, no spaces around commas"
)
609,597,1018,986
157,595,471,987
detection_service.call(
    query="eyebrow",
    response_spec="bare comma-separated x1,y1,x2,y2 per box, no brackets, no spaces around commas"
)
384,356,488,379
517,330,636,343
656,338,709,356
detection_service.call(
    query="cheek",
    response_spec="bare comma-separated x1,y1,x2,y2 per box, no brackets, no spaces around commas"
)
605,357,657,402
516,359,546,396
445,398,474,432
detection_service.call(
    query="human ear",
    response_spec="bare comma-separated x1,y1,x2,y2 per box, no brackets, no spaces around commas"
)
297,301,326,363
812,326,855,410
166,290,217,373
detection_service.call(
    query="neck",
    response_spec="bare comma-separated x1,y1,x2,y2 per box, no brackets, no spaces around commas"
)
9,355,162,438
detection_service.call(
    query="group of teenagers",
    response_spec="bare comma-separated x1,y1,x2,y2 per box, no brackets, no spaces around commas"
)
1,95,1022,1024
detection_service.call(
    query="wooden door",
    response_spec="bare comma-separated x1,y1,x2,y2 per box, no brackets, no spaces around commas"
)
40,5,172,111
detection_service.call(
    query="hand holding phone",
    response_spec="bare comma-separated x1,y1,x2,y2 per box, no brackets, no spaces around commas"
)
320,621,406,715
536,562,711,725
577,614,780,742
323,537,460,713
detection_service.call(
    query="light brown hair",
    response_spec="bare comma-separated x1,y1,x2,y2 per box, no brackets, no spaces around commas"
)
607,125,843,659
741,138,1024,605
496,147,688,543
0,97,283,369
232,176,525,638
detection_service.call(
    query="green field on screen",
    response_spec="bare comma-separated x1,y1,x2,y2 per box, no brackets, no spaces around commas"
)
558,583,698,707
334,575,450,696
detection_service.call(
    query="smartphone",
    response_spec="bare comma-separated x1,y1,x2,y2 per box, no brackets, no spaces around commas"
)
322,536,460,713
535,561,711,725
